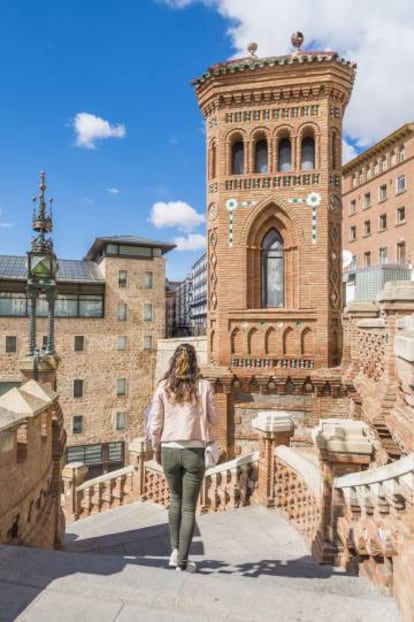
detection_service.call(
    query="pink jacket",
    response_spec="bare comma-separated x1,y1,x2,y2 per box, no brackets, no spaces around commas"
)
150,378,219,452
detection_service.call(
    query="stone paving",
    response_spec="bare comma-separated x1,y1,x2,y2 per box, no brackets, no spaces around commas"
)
0,502,402,621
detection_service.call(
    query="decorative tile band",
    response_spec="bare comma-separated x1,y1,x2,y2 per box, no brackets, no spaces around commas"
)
231,358,315,369
288,192,321,245
226,198,257,247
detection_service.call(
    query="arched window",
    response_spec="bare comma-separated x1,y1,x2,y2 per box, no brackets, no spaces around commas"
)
262,229,284,307
231,140,244,174
254,139,268,173
278,138,292,172
301,136,315,170
331,132,338,170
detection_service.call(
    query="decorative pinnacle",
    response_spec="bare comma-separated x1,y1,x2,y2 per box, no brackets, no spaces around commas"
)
247,41,258,59
291,31,304,52
31,170,54,253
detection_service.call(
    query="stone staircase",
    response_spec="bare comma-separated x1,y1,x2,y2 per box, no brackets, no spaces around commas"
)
0,502,401,622
373,415,402,461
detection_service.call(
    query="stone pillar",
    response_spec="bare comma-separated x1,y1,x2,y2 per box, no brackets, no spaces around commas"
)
252,411,294,508
62,462,89,523
313,419,372,564
19,353,60,391
129,437,152,501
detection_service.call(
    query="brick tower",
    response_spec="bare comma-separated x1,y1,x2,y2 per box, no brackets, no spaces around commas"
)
193,34,356,373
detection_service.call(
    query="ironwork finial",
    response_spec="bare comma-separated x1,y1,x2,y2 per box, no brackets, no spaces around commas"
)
291,31,304,53
247,42,258,59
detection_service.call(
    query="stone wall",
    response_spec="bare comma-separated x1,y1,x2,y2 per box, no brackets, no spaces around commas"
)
0,255,167,460
0,380,66,549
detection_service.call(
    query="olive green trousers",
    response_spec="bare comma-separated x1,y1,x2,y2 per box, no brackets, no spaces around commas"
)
161,446,205,568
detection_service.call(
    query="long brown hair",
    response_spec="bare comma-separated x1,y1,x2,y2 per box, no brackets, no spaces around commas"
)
162,343,200,404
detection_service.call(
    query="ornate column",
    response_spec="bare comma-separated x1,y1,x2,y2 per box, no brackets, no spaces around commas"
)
313,419,373,564
252,410,294,507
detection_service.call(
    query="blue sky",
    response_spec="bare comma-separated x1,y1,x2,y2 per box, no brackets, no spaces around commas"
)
0,0,230,280
1,0,414,280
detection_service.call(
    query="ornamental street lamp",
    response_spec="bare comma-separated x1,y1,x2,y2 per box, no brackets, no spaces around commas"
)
26,171,59,356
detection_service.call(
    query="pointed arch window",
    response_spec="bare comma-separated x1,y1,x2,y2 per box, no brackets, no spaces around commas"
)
262,229,284,307
254,139,268,173
278,138,292,172
231,140,244,174
301,136,315,170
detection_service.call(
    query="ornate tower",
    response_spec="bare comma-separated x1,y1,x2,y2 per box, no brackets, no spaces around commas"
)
26,171,58,357
193,34,356,371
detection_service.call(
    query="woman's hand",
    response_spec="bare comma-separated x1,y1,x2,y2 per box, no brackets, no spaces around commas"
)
154,450,162,465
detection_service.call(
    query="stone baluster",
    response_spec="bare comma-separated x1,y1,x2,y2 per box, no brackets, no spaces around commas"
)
62,462,88,522
252,410,294,508
129,437,152,501
313,419,373,565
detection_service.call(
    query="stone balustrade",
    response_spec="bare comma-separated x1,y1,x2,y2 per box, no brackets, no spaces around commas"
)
273,445,321,545
62,463,136,522
334,453,414,559
0,380,66,549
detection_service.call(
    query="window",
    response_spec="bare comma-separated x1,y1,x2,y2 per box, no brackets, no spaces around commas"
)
399,146,405,162
0,293,27,316
254,139,268,173
379,214,387,231
74,336,84,351
144,335,153,350
379,247,388,265
116,412,126,431
72,416,83,434
349,226,357,242
117,303,127,321
363,192,371,209
118,270,128,288
117,378,126,396
301,136,315,170
391,151,396,166
349,200,356,215
397,206,406,224
352,174,357,188
144,272,153,289
397,241,406,265
374,162,379,176
331,132,338,170
231,140,244,174
209,140,216,179
363,252,371,267
396,175,406,194
144,303,153,321
381,156,387,172
363,220,371,236
379,184,387,201
73,379,84,398
41,335,48,350
350,255,357,270
278,138,292,172
359,170,363,184
5,336,16,353
366,166,371,180
118,336,127,350
262,229,284,308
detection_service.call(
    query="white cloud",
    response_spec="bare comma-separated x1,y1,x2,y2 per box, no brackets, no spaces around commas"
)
163,0,414,148
149,201,205,231
342,139,358,165
73,112,126,149
106,187,120,194
0,208,12,228
172,233,207,250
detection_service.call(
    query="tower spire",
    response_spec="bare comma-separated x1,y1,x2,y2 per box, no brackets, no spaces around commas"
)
31,170,54,254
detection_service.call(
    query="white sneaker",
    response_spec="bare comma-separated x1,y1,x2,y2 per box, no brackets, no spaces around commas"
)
169,548,178,568
176,560,198,573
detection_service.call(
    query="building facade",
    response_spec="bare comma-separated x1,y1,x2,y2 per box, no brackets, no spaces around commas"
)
342,123,414,301
194,39,356,370
0,235,174,477
189,252,207,336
